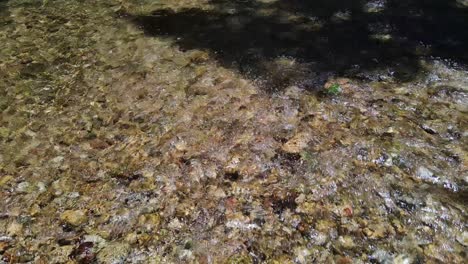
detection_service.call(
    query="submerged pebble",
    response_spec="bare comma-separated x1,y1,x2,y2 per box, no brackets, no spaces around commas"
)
60,210,88,226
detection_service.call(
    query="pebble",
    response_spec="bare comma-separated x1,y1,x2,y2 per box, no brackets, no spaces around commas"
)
338,236,355,249
16,181,32,193
456,231,468,247
51,156,64,163
138,213,161,231
0,175,13,187
282,132,311,153
97,242,130,264
50,245,75,263
393,254,413,264
7,221,23,236
83,234,107,250
416,166,439,184
60,210,88,226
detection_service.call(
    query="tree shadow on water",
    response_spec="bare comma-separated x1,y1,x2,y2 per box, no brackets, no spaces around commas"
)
126,0,468,92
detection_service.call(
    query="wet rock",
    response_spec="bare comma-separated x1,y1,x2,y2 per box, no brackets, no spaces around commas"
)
37,182,47,193
208,185,226,198
7,221,23,237
415,166,439,184
187,50,210,63
51,156,65,164
60,210,88,226
124,232,138,244
391,219,406,235
69,241,96,263
456,231,468,247
172,56,190,67
284,85,303,100
0,175,13,187
83,235,107,250
309,230,328,246
138,213,161,231
90,138,111,149
96,242,130,264
16,181,33,193
168,218,183,230
227,253,253,264
341,205,353,218
370,249,393,263
282,132,311,154
0,127,10,139
363,223,394,239
294,247,311,264
456,0,468,8
370,33,392,42
338,236,355,249
0,241,10,254
364,0,387,13
331,11,352,22
393,254,413,264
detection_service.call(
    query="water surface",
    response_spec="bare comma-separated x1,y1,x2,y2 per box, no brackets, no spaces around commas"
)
0,0,466,263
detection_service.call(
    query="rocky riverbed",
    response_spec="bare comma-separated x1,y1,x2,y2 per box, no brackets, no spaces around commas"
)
0,0,467,263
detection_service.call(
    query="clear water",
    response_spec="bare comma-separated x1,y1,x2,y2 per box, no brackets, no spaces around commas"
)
0,0,466,263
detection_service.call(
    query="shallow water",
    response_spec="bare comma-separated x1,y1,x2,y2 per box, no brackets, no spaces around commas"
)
129,0,468,90
0,0,467,263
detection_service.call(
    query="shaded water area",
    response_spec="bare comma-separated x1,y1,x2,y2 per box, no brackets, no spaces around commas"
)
129,0,468,90
0,0,467,263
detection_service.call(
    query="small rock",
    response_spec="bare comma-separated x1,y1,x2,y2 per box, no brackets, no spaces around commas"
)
61,210,88,226
295,193,306,204
456,231,468,247
97,242,130,264
51,156,65,163
331,11,352,22
370,249,392,263
0,241,10,252
364,224,390,239
37,182,47,193
284,85,303,100
416,166,439,184
173,56,190,67
83,235,107,250
7,221,23,236
338,236,355,249
124,232,138,244
341,205,353,217
138,213,160,231
393,254,413,264
456,0,468,8
168,218,183,230
309,230,328,246
50,245,75,263
30,204,41,216
0,127,10,139
0,175,13,187
70,241,96,263
282,132,311,154
364,0,387,13
16,181,32,193
90,138,110,150
294,247,311,264
208,186,226,198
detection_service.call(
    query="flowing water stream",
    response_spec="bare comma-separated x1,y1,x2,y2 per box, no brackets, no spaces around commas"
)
0,0,467,263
